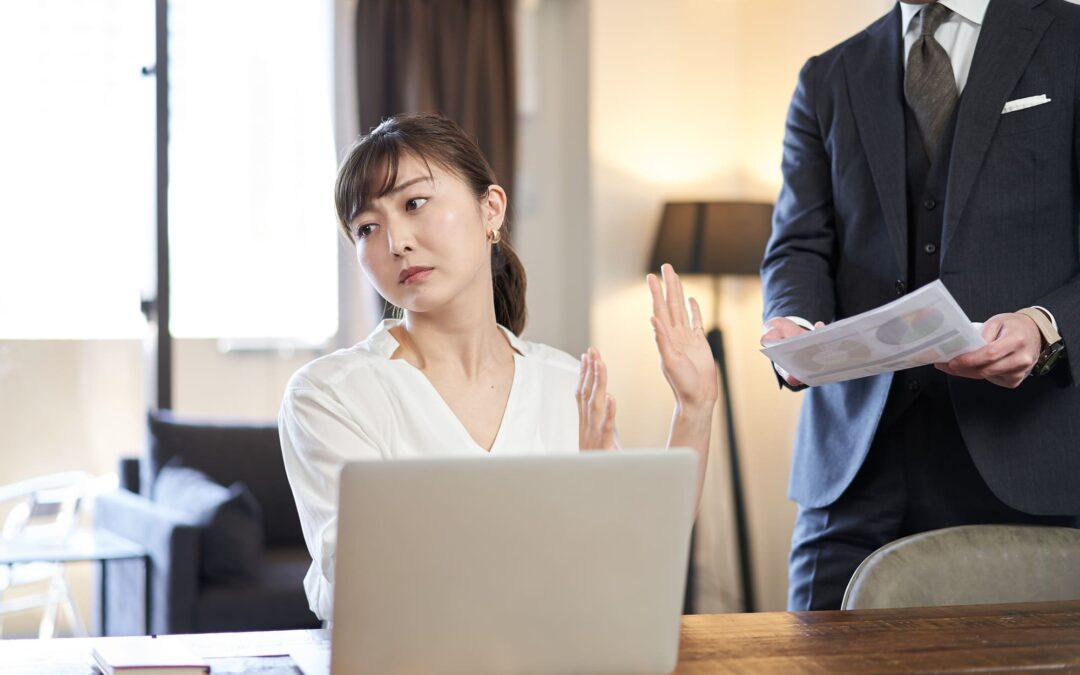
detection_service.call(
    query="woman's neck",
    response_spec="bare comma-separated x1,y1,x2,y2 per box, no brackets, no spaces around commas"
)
393,305,512,379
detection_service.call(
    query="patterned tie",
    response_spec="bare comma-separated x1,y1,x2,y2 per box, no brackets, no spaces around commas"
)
905,3,957,161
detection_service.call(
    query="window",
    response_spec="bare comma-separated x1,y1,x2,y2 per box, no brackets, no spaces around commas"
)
0,0,338,342
0,1,154,339
169,0,338,341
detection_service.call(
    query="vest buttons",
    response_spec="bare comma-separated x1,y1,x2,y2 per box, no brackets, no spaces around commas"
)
924,243,937,254
907,379,920,392
895,280,906,296
924,199,937,210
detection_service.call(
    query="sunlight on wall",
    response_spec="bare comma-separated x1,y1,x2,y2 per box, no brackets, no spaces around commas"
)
590,0,896,611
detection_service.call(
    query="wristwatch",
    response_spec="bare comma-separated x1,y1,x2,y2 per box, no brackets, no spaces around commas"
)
1017,307,1067,376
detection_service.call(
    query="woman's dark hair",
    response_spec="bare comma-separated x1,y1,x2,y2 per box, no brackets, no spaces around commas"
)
334,112,527,336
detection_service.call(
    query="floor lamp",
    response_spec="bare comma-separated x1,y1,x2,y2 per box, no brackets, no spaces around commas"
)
649,201,774,613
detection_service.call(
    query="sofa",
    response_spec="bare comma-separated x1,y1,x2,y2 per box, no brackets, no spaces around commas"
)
94,410,320,635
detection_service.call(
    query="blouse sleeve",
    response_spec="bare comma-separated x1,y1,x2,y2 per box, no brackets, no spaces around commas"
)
278,377,385,621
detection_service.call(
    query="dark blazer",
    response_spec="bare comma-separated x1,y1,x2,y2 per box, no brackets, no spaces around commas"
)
761,0,1080,513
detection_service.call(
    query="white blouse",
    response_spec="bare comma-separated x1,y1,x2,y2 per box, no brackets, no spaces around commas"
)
278,319,580,621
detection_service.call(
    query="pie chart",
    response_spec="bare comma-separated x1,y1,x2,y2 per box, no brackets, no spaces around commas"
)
793,340,873,373
876,308,944,346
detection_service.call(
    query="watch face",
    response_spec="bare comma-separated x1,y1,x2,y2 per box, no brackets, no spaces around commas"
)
1035,342,1066,376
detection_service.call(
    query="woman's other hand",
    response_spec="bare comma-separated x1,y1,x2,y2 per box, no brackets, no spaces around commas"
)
577,347,618,450
648,264,718,413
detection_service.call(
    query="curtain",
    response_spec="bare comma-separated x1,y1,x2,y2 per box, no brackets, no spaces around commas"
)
354,0,517,199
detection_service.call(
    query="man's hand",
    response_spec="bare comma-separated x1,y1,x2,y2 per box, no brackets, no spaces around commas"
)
935,312,1042,388
761,316,817,388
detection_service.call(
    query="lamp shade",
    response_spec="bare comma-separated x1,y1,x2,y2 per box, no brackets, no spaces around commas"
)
648,201,774,276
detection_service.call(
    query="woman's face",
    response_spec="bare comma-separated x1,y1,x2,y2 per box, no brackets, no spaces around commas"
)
347,153,505,315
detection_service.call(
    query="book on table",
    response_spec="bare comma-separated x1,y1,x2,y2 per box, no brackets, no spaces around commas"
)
91,637,210,674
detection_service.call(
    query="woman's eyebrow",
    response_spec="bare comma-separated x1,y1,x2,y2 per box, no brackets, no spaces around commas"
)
387,175,433,195
352,175,434,221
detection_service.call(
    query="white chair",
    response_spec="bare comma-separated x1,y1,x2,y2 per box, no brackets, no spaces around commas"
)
842,524,1080,610
0,471,117,638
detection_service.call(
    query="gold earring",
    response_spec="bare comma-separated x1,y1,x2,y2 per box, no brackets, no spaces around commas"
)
487,229,502,244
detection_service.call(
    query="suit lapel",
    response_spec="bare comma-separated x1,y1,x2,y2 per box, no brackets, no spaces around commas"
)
843,7,908,277
943,0,1053,252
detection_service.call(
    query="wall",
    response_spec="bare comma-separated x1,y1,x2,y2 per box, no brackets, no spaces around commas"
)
0,342,146,486
588,0,895,611
0,340,320,492
516,0,591,354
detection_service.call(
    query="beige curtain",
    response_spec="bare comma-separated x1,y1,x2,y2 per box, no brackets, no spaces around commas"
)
354,0,517,199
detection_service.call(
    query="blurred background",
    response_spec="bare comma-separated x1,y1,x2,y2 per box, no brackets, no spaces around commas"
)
0,0,897,636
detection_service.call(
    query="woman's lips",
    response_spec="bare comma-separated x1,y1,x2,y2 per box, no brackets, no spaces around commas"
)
399,267,433,284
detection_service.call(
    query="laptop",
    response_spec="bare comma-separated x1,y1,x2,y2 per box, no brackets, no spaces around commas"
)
330,449,698,675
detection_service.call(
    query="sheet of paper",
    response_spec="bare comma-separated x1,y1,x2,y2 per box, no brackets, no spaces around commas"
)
761,280,985,386
289,645,331,675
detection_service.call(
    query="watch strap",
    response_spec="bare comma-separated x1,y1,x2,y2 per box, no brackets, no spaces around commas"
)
1017,307,1062,347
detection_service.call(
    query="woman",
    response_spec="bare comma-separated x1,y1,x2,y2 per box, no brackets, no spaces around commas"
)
279,112,717,621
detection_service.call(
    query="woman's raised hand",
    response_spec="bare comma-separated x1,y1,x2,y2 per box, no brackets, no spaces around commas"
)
648,264,718,413
577,347,618,451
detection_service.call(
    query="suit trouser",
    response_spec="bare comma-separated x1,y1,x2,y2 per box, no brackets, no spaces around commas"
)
787,372,1077,611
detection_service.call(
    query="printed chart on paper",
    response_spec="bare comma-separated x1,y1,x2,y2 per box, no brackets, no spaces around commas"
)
761,280,985,386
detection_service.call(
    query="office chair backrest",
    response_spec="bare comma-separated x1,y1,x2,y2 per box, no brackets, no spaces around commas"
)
842,524,1080,610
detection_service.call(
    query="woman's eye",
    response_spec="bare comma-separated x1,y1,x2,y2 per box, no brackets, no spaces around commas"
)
405,197,428,211
355,224,376,239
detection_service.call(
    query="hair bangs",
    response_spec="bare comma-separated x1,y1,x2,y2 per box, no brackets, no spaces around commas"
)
334,128,448,241
334,132,404,239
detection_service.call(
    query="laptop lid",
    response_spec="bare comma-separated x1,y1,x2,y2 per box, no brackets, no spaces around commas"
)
331,449,697,675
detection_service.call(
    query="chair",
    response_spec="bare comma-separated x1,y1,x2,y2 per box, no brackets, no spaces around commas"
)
93,411,320,635
0,471,118,638
842,524,1080,610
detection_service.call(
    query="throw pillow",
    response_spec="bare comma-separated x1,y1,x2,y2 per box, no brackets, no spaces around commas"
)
153,458,265,582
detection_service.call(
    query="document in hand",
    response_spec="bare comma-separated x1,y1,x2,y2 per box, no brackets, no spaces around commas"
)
91,637,209,675
761,280,984,386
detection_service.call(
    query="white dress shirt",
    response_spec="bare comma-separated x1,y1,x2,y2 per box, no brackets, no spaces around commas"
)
900,0,988,94
278,319,580,621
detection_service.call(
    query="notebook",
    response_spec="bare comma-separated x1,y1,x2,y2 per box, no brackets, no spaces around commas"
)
91,637,209,675
330,449,698,675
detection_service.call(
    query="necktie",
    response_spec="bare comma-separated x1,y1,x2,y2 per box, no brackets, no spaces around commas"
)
905,3,957,161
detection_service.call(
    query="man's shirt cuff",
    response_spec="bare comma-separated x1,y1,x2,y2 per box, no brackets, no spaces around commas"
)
786,316,815,331
771,316,814,389
1030,305,1059,333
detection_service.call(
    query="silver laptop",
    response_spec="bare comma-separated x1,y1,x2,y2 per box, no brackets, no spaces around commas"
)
331,449,698,675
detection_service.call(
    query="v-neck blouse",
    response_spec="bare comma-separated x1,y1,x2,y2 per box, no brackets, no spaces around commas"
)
278,319,580,621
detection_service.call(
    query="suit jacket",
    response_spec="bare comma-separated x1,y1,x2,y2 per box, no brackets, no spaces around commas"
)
761,0,1080,513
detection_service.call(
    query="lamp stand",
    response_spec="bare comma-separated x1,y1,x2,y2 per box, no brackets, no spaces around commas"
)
705,282,756,613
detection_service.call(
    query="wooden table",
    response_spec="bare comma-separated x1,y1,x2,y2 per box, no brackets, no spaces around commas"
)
2,600,1078,673
677,600,1080,673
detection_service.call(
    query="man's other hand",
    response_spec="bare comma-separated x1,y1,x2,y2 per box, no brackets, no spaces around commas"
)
935,312,1043,388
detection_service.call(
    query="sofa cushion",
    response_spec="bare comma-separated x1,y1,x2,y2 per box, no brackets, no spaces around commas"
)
146,410,305,547
153,459,265,582
195,549,321,632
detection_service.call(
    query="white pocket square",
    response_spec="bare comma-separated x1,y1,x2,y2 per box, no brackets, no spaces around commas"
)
1002,94,1051,114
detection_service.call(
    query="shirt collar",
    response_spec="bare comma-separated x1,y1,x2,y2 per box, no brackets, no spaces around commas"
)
365,318,525,359
900,0,989,35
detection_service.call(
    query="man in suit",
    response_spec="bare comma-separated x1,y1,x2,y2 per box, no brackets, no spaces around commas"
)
761,0,1080,610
